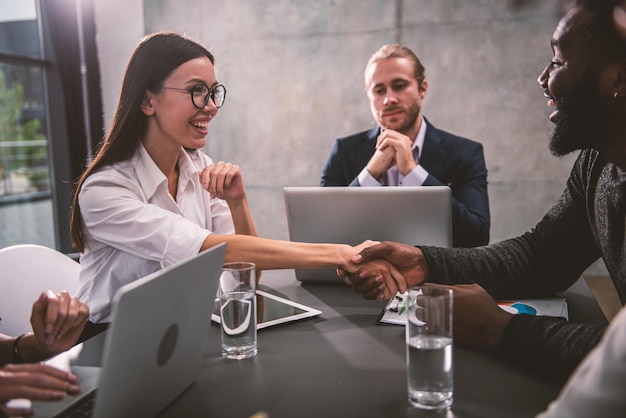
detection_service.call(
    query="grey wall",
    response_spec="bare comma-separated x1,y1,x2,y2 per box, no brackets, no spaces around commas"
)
95,0,606,275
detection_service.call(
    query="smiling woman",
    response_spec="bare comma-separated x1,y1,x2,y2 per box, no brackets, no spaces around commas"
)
68,32,377,330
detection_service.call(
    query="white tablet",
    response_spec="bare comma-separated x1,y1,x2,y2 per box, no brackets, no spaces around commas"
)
212,289,322,330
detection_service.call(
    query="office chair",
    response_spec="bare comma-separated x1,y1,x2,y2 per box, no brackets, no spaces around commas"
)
0,244,80,336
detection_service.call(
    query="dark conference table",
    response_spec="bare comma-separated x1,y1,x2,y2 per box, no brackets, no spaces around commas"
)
87,270,607,418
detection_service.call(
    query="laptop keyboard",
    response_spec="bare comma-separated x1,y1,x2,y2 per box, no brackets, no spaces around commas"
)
58,390,97,418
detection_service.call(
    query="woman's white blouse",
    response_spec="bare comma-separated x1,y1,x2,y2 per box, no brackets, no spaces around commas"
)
76,143,234,322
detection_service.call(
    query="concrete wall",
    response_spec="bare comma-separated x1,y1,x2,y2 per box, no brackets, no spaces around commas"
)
94,0,606,274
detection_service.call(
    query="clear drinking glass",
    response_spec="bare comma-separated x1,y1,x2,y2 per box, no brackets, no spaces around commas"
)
405,285,454,410
218,262,257,360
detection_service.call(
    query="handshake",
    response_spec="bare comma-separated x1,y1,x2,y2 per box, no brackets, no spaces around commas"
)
339,240,515,353
340,241,428,301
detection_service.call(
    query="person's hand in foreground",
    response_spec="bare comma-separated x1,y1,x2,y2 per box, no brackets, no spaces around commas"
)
0,362,81,417
338,241,428,300
0,291,87,416
29,290,89,361
438,283,513,351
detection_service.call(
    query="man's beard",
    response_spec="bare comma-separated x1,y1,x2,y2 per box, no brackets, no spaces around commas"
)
549,71,606,156
380,101,420,134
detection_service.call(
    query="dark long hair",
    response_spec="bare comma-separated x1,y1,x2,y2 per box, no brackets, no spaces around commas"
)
70,32,214,252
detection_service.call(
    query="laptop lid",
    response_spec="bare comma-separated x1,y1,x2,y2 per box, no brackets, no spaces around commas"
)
283,186,452,282
31,243,226,418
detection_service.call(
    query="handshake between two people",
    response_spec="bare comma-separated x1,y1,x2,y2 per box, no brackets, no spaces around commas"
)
339,241,427,300
339,241,513,352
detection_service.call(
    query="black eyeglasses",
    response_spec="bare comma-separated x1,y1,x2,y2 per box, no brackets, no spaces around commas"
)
162,83,227,109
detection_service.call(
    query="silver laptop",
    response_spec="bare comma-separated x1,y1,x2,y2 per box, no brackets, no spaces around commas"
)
31,243,226,418
283,186,452,282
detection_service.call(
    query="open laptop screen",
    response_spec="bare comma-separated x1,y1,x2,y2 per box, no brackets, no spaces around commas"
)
283,186,452,282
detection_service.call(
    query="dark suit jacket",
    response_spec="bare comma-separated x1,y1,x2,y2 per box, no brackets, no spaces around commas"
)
320,119,490,247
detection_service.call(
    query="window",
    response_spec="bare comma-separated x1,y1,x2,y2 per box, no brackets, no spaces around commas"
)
0,0,102,253
0,0,56,248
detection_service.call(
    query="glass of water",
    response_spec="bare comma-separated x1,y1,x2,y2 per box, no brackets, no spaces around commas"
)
219,262,257,360
405,285,453,410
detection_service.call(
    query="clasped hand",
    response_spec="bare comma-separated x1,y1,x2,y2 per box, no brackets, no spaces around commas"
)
366,129,417,179
0,291,88,416
28,290,88,361
200,161,246,200
337,243,513,351
338,241,428,300
339,240,381,275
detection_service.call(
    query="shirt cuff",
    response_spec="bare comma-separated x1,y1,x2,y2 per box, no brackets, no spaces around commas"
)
400,165,428,186
357,168,383,187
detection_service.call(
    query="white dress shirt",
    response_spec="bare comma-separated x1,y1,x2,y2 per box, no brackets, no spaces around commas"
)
76,143,234,322
357,116,429,187
537,305,626,418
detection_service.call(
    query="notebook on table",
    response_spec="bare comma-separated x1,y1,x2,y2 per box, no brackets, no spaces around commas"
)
31,243,227,418
283,186,452,282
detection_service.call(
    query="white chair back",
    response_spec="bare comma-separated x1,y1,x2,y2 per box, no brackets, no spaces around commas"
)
0,244,80,336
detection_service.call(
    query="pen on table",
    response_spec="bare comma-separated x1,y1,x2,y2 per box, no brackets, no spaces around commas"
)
398,302,407,316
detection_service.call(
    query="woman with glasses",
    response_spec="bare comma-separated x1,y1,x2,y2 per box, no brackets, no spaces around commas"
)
69,32,377,331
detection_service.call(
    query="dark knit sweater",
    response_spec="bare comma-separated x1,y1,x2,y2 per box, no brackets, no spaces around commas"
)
421,149,625,381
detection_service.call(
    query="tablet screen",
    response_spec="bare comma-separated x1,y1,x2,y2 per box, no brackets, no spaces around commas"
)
212,288,322,329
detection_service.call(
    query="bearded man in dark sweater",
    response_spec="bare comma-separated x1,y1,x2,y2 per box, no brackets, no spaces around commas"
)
342,0,626,382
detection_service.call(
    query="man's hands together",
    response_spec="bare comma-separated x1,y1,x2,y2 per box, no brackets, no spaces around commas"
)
365,130,418,179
